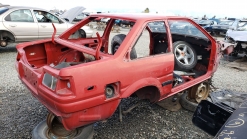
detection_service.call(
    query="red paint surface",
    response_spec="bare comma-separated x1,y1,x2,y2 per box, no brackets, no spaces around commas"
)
16,14,225,130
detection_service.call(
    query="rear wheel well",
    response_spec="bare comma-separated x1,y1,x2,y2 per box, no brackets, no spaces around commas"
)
0,30,15,42
133,86,160,102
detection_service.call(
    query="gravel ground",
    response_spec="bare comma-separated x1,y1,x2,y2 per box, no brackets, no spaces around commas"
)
0,41,247,139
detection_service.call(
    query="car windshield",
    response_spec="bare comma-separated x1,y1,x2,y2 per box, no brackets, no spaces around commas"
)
199,20,212,24
0,7,9,15
219,20,234,25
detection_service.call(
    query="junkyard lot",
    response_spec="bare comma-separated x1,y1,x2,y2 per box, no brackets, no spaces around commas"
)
0,27,247,138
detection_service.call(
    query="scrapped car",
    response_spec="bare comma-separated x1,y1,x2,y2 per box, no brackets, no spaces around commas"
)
211,19,247,36
16,13,231,138
0,6,93,47
211,20,235,36
198,20,217,33
121,19,134,26
100,17,110,23
225,23,247,56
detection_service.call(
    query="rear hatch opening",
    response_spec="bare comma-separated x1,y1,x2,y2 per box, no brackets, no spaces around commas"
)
23,41,97,69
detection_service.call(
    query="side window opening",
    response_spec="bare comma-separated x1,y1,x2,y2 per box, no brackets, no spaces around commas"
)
130,21,169,60
107,18,134,55
5,9,34,22
168,19,211,76
34,10,59,23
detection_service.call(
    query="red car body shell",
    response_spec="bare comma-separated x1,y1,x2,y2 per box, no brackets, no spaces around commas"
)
15,14,231,130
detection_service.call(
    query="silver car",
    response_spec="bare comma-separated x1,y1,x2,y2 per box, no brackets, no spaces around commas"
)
0,6,93,47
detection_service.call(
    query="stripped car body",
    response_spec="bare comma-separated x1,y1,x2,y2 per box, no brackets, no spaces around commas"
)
16,14,232,133
211,20,236,36
225,27,247,55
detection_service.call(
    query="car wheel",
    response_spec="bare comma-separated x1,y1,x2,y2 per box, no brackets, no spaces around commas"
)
173,41,197,71
111,34,137,59
32,120,94,139
79,29,86,38
179,92,198,112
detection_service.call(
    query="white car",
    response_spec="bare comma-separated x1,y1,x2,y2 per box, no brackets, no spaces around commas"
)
100,17,110,23
0,6,93,47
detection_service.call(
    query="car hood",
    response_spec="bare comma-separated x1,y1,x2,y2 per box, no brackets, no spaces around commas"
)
60,6,86,23
227,30,247,41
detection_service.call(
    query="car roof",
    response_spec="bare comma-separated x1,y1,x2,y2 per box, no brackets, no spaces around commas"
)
3,5,47,11
89,13,188,21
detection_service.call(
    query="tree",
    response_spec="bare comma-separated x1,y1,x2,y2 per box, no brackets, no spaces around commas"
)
144,8,149,13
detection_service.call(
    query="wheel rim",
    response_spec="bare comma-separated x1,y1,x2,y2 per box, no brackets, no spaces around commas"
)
175,44,195,66
46,113,79,139
0,40,7,47
188,82,210,103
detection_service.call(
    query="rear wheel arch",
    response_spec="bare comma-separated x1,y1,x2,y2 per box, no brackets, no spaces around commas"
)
134,86,160,102
0,30,15,42
120,78,162,102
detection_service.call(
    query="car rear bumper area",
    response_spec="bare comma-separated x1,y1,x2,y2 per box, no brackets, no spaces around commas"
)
16,60,121,130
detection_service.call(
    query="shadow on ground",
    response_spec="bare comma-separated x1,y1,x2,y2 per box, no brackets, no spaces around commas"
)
0,43,17,53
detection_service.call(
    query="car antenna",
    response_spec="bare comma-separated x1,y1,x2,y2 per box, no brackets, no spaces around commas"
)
51,23,56,44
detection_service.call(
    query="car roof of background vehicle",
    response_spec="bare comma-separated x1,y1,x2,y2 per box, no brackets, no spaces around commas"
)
3,6,47,11
0,5,10,8
60,6,85,23
89,13,190,21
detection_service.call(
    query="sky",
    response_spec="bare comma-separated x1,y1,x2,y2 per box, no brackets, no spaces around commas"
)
2,0,246,19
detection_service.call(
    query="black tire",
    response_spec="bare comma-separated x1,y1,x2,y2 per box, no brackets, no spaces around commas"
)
79,29,86,38
32,120,94,139
173,41,197,71
111,34,137,59
179,92,198,112
230,52,238,57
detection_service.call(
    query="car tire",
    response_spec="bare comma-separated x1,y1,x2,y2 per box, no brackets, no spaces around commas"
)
173,41,197,71
231,52,238,57
79,29,86,38
179,92,198,112
32,120,94,139
111,34,137,59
